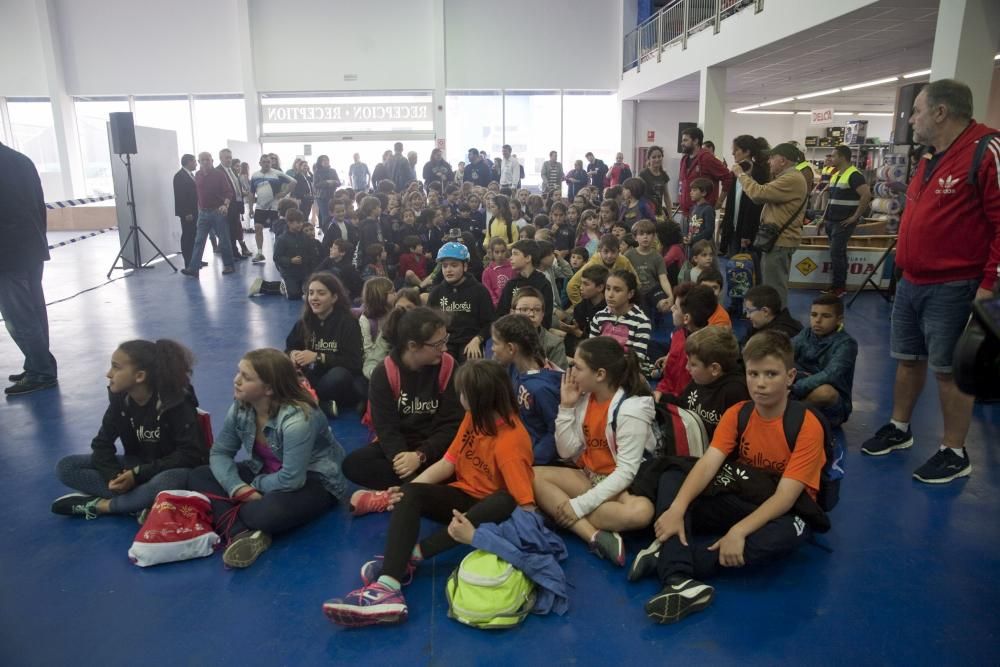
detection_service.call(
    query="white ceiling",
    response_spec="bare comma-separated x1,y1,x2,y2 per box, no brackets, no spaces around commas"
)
630,0,977,113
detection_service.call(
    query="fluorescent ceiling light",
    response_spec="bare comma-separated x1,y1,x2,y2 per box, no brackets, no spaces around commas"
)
903,69,931,78
995,54,1000,60
758,97,796,107
834,112,855,116
732,104,760,112
796,111,811,115
841,76,900,91
796,88,841,99
859,112,893,117
736,110,794,115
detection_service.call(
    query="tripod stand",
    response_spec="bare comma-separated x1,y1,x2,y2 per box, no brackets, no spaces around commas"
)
847,237,896,308
107,153,177,278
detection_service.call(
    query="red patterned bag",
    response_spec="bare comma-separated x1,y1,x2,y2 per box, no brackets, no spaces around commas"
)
128,490,220,567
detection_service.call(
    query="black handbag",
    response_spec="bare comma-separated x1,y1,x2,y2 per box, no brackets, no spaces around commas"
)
752,196,807,253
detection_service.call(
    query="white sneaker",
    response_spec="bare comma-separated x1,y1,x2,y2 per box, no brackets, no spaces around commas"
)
248,277,264,297
252,253,265,264
279,281,287,297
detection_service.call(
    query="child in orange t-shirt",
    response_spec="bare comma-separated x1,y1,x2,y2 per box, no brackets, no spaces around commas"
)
635,330,826,626
696,268,732,329
324,360,536,628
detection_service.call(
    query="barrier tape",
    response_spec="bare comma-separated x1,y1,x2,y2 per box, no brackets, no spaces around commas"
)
46,194,114,209
48,227,118,250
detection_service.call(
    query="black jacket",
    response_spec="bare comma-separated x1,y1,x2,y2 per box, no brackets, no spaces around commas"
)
315,255,363,300
496,269,555,327
0,143,48,272
273,230,319,276
173,168,198,220
423,159,454,190
354,217,385,268
90,387,207,484
427,276,495,359
369,350,464,462
286,307,363,375
664,368,750,439
719,160,767,256
743,309,804,345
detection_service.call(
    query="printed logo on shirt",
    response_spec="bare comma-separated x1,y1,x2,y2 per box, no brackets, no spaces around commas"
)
517,384,533,411
397,392,439,415
685,390,722,426
314,339,339,352
457,428,492,475
713,463,750,487
935,174,958,195
738,437,787,474
582,422,605,450
599,321,630,350
135,425,160,443
793,516,806,537
437,296,473,313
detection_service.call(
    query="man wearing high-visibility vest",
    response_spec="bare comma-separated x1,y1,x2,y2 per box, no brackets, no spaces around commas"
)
822,145,872,296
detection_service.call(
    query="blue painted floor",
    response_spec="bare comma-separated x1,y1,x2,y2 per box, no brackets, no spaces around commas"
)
2,232,999,666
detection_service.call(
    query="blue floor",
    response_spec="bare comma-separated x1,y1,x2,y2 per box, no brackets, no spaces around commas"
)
2,233,999,665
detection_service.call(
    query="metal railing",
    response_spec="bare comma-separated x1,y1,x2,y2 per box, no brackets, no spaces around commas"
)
623,0,763,73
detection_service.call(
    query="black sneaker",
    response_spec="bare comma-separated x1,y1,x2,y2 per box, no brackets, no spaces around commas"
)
861,423,913,456
8,372,25,382
5,377,58,396
913,448,972,484
51,493,101,519
628,539,661,582
644,577,715,624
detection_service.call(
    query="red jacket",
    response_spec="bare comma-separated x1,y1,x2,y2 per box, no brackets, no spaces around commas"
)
677,149,733,215
897,121,1000,291
656,328,690,397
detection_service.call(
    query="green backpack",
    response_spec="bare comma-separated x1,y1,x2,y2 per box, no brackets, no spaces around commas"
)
445,550,536,629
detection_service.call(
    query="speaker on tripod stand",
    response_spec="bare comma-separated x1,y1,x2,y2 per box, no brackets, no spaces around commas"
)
106,112,177,278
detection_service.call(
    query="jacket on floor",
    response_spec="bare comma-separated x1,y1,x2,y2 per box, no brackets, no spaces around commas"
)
510,365,563,464
791,327,858,415
90,387,207,484
427,275,495,358
285,308,363,375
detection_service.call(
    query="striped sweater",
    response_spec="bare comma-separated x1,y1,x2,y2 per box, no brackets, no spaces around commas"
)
588,305,652,374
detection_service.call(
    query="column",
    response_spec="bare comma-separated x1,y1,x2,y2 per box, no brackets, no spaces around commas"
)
432,0,447,160
929,0,1000,119
236,0,261,148
698,65,727,148
36,0,84,199
621,99,636,168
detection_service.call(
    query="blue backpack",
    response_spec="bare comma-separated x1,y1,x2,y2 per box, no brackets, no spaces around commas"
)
735,400,844,511
726,252,755,300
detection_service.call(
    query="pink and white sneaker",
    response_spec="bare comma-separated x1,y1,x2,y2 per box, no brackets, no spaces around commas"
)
361,555,417,587
323,582,408,627
350,489,392,517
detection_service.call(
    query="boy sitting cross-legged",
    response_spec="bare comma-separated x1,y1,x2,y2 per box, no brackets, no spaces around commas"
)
792,294,858,428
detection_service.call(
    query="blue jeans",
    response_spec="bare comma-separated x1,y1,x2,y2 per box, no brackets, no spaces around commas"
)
890,277,978,374
55,454,192,515
0,262,57,382
187,209,233,271
826,220,856,289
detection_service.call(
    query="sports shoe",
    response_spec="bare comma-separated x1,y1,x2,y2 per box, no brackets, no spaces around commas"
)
222,266,235,275
644,577,715,624
589,530,625,566
248,277,264,297
321,400,338,418
820,286,847,298
180,268,199,278
51,493,101,519
252,253,266,264
628,539,661,582
279,281,288,297
351,489,392,517
861,423,913,456
323,582,408,627
913,448,972,484
222,530,272,568
5,377,58,396
241,247,254,258
360,555,416,586
8,372,25,382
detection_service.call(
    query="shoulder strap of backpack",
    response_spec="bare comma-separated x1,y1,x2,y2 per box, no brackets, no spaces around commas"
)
966,132,1000,187
438,353,456,393
781,400,808,452
735,400,755,444
384,356,401,399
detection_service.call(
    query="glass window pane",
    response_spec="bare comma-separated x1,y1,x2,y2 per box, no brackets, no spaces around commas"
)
562,92,621,188
445,91,502,170
75,98,130,196
133,96,193,159
503,91,561,190
261,139,435,191
260,94,432,135
192,97,247,155
8,100,64,201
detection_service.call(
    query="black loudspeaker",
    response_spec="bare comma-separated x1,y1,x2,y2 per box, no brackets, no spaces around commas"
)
893,83,925,145
109,112,137,155
677,122,698,154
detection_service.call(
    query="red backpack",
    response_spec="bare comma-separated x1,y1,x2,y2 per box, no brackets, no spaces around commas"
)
360,353,456,438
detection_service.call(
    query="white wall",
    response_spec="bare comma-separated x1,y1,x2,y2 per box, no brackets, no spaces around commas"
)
445,0,620,90
251,0,436,92
0,0,48,96
633,100,697,198
54,0,243,95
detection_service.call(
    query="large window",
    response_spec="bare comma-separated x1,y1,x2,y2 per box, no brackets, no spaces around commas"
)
75,97,130,196
261,93,433,136
193,95,247,154
503,91,561,189
8,99,64,201
562,92,620,175
261,140,436,190
134,95,194,159
444,91,502,168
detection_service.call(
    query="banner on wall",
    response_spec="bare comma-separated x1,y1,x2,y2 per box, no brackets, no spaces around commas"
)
790,246,894,289
810,108,834,125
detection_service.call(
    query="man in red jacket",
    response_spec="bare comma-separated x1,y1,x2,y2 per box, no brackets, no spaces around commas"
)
676,127,733,234
861,79,999,484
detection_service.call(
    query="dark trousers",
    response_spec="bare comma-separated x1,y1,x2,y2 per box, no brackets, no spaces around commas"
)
826,220,856,290
187,464,335,539
0,262,57,381
317,197,331,232
179,216,196,267
226,205,247,255
654,469,811,584
382,483,516,580
308,366,368,406
342,442,431,490
277,271,306,300
299,197,314,218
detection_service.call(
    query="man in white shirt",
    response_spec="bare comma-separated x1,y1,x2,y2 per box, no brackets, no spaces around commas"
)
499,144,520,196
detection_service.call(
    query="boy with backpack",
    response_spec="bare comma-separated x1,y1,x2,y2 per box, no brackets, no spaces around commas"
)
639,330,831,625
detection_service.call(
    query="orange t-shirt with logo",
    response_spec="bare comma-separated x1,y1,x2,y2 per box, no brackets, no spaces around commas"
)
709,401,825,499
708,304,732,329
444,412,535,506
577,395,616,475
